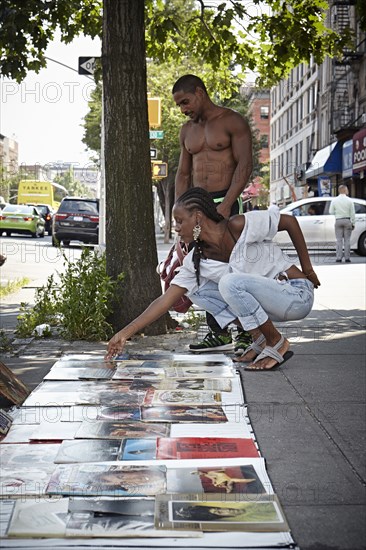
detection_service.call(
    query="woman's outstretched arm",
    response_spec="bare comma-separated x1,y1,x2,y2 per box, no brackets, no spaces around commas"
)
105,284,187,359
278,214,321,288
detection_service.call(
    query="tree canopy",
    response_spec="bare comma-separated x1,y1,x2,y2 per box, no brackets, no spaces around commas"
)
0,0,352,87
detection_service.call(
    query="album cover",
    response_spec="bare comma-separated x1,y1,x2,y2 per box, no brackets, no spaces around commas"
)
143,389,222,407
65,511,199,538
46,464,167,497
0,443,60,467
167,464,266,495
54,439,122,463
96,405,141,421
52,356,116,368
141,405,228,423
1,423,37,443
156,437,260,460
23,390,144,407
112,367,165,380
1,464,56,498
119,438,157,460
32,380,131,393
29,421,81,441
75,420,170,439
163,366,234,379
7,498,70,537
155,493,289,532
45,367,114,380
157,378,232,391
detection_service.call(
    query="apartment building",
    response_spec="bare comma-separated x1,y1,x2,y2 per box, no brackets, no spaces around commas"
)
0,134,18,176
270,1,366,205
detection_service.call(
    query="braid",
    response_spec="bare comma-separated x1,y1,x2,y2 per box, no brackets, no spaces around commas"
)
176,188,224,286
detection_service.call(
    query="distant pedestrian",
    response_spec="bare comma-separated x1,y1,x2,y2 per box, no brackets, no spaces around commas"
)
329,185,356,263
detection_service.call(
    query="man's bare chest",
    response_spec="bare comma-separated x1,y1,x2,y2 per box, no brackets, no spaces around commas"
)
184,123,230,155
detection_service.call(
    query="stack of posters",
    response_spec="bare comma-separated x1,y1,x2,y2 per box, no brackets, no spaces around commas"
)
0,351,295,548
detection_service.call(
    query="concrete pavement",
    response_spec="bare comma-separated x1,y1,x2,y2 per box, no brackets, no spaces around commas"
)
0,241,365,549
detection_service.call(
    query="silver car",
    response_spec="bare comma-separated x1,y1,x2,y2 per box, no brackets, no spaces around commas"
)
274,196,366,256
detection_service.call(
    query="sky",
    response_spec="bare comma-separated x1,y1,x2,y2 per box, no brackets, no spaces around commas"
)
0,33,102,170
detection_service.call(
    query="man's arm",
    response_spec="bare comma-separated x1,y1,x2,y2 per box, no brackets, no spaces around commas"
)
349,200,356,225
217,113,253,218
278,213,321,288
175,126,192,200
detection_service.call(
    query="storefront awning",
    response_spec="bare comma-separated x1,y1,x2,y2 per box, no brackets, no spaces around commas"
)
305,141,342,180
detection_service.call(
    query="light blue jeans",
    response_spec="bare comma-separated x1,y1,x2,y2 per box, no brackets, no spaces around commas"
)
189,273,314,331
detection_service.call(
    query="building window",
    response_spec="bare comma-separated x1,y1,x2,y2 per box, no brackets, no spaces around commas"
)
260,134,269,148
260,106,269,119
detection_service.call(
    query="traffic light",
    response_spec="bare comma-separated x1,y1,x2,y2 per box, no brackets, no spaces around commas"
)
151,162,168,178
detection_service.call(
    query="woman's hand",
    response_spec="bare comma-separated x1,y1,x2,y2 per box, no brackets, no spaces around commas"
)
305,269,321,289
105,330,129,360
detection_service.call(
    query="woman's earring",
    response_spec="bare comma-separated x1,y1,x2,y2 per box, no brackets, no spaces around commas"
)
193,224,201,241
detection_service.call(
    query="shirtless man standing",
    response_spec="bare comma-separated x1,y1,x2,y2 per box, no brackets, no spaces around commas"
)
172,74,253,353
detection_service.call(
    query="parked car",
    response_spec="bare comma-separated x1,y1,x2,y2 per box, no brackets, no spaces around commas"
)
52,197,99,247
0,204,45,238
274,196,366,256
26,203,55,234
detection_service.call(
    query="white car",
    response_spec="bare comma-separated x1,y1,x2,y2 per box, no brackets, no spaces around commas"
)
274,196,366,256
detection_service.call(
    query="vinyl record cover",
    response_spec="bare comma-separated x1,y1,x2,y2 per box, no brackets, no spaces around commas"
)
52,357,117,368
1,464,56,498
23,390,144,407
46,464,167,497
44,367,114,380
155,493,289,532
163,366,234,379
156,437,260,460
166,464,266,495
32,380,131,393
65,511,200,538
143,389,222,407
0,443,60,467
54,439,122,463
29,421,81,441
96,406,141,421
129,378,231,392
119,438,157,460
141,405,228,423
7,498,70,537
75,420,170,439
112,367,165,380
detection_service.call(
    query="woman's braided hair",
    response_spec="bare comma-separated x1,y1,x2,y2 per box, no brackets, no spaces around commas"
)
175,187,224,285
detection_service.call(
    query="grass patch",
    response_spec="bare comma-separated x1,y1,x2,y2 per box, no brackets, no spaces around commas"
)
0,277,30,298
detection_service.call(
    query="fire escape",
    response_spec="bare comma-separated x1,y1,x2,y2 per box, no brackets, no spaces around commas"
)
330,1,364,138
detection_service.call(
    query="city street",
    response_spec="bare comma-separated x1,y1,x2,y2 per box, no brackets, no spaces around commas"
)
0,234,365,549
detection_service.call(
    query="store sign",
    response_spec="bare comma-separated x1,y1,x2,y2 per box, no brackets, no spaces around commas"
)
353,128,366,173
342,140,353,179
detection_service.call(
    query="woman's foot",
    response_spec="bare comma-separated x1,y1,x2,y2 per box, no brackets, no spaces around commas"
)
245,336,290,371
233,333,266,363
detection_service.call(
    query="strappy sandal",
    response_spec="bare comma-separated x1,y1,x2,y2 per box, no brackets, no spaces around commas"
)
244,335,292,371
233,333,266,362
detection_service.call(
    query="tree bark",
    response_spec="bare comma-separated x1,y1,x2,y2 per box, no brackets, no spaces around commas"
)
103,0,167,335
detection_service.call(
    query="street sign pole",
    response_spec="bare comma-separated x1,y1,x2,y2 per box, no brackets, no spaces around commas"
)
78,56,105,252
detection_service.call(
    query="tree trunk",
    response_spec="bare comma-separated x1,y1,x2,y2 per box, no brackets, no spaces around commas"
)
103,0,166,335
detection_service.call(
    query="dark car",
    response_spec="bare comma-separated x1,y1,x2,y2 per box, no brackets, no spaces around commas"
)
26,203,55,235
52,197,99,247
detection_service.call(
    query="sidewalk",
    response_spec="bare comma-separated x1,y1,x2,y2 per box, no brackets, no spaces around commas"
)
0,253,365,549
